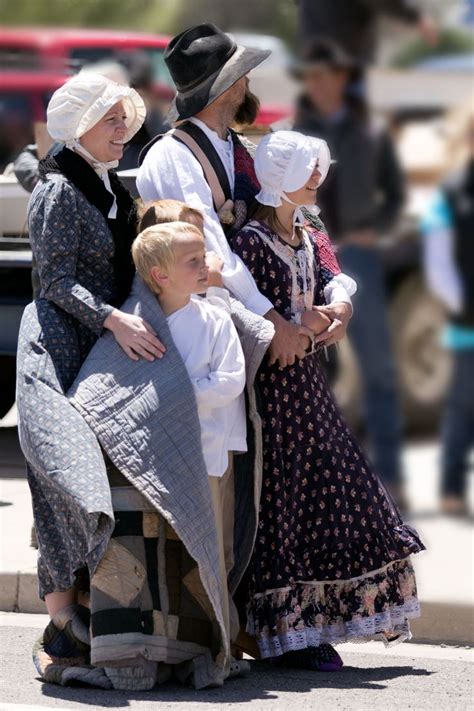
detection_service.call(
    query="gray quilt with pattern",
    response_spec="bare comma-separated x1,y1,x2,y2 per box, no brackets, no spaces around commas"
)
17,275,273,688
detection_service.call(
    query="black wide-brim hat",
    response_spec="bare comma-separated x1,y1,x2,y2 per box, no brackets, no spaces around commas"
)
290,38,361,79
165,23,271,122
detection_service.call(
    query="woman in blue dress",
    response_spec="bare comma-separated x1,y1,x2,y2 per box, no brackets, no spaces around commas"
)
19,73,164,650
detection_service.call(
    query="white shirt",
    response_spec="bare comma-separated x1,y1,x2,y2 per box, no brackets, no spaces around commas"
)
421,189,463,314
137,119,273,316
167,295,247,477
137,118,355,313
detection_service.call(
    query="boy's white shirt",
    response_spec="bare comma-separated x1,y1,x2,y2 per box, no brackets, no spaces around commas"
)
166,291,247,477
136,117,356,315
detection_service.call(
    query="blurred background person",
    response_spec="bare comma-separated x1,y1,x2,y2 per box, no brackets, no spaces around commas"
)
421,101,474,517
296,0,439,65
292,38,406,504
118,51,171,170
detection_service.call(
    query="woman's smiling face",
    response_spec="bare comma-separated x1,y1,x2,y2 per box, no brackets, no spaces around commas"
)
285,164,322,206
79,100,127,162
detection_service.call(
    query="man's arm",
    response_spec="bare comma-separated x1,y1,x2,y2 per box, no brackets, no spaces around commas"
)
136,138,273,316
14,145,40,193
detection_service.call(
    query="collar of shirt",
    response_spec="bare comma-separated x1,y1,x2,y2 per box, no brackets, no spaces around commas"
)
189,117,235,190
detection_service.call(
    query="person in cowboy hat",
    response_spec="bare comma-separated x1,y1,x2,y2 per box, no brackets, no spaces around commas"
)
137,23,343,368
290,37,407,505
296,0,438,67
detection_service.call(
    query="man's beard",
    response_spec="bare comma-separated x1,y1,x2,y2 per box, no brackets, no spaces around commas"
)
234,89,260,127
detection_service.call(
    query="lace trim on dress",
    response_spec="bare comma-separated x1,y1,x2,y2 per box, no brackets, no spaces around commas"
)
254,603,418,658
247,557,421,658
245,222,315,324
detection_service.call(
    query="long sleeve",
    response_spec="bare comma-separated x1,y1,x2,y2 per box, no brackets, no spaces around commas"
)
13,145,40,194
29,179,114,335
192,313,246,409
374,130,405,234
421,190,463,314
137,137,273,316
307,225,357,305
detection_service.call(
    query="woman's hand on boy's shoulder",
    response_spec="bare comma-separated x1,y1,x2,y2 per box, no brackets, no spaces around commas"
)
104,309,166,362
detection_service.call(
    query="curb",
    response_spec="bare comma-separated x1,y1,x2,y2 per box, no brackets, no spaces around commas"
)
0,572,46,614
1,571,472,646
411,601,474,647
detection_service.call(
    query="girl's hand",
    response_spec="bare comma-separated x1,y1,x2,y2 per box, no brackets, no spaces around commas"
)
206,250,224,287
313,303,352,346
104,309,166,362
301,309,332,336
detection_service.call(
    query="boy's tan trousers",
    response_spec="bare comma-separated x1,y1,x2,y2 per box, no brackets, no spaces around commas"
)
208,455,240,653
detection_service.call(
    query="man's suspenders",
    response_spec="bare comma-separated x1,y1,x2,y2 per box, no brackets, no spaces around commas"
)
138,121,233,213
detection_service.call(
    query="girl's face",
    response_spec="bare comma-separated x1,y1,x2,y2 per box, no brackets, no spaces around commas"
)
285,164,322,206
79,100,127,162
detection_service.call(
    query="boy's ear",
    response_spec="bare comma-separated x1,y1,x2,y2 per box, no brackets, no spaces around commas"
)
150,265,168,288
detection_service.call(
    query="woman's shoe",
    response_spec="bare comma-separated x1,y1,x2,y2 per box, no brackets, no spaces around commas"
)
226,657,251,679
272,644,344,672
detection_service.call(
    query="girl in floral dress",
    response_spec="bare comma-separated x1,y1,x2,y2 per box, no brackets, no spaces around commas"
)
231,131,424,669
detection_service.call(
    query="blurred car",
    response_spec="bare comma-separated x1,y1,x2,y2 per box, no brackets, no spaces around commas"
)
0,27,173,79
0,27,175,170
0,71,66,170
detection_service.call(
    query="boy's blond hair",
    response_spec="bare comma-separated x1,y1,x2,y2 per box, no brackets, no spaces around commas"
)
138,199,204,232
132,222,203,294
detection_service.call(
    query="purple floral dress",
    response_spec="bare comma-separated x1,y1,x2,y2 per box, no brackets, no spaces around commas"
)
231,220,425,659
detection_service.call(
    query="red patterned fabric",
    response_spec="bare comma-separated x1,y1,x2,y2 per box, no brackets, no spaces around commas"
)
307,225,341,275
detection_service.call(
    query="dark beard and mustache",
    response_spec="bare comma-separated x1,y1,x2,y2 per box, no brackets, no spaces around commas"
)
234,89,260,126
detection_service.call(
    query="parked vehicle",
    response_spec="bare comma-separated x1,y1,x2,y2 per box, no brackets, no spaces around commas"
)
0,39,461,429
0,27,173,77
0,28,175,170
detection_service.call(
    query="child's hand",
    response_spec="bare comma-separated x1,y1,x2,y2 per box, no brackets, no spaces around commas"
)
313,303,352,345
301,309,332,336
206,251,224,287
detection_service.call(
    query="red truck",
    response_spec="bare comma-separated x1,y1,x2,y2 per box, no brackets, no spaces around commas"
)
0,28,177,170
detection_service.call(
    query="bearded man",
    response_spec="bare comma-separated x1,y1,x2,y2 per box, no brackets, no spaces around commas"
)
138,24,356,366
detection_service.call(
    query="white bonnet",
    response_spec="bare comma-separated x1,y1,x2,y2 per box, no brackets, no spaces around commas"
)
255,130,331,207
47,73,146,143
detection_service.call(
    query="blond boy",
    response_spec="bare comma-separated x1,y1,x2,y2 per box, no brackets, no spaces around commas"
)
132,220,246,669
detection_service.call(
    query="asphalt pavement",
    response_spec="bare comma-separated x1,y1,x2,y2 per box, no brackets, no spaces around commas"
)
0,613,472,711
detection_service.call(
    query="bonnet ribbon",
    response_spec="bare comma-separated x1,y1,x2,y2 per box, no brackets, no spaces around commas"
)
281,192,321,242
67,139,119,218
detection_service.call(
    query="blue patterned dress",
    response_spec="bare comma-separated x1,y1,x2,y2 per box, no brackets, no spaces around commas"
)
231,220,425,658
20,149,136,597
